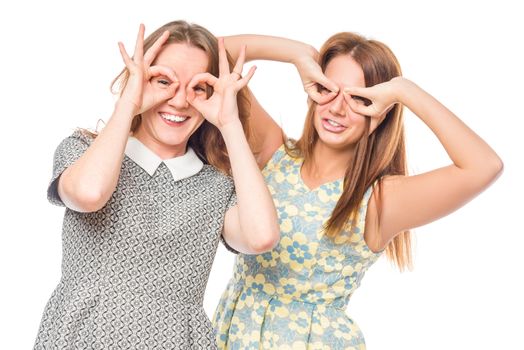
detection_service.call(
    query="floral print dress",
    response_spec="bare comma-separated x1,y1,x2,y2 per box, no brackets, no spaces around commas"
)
213,146,382,349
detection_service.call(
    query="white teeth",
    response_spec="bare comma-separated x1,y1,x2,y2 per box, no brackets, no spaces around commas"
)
160,113,188,122
326,119,343,127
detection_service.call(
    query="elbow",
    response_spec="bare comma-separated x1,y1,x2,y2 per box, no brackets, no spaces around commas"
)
247,227,280,254
78,188,107,213
485,155,504,184
493,157,504,178
78,193,107,213
63,182,108,213
469,155,504,191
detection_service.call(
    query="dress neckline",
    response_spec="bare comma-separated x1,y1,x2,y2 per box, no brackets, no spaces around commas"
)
296,159,343,193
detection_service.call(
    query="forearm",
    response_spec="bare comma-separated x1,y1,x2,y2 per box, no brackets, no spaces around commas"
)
220,120,279,249
224,34,316,65
395,78,503,181
59,101,135,211
222,35,322,167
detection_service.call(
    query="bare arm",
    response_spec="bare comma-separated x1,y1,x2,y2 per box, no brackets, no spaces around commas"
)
221,120,280,253
224,35,317,66
346,78,503,249
58,25,177,212
187,39,279,254
223,35,338,167
58,102,135,212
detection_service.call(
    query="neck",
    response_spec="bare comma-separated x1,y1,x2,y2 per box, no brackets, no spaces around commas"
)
133,129,187,160
303,142,355,181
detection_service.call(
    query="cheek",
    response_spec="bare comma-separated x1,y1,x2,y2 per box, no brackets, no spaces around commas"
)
313,107,327,127
347,112,365,124
315,105,328,117
312,109,323,127
191,114,206,131
140,110,156,123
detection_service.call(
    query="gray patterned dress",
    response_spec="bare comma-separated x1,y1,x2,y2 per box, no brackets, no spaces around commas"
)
34,131,236,349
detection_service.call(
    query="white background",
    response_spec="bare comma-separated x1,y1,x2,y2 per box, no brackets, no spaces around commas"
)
0,1,522,349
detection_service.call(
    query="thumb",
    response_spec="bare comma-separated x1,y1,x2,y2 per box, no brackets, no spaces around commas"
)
156,81,179,103
343,88,374,116
186,88,205,114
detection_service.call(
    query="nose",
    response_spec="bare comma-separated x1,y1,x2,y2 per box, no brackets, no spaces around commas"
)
167,85,189,109
328,93,347,116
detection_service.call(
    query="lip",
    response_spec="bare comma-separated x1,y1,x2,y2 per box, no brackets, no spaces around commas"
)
159,112,191,127
321,117,347,133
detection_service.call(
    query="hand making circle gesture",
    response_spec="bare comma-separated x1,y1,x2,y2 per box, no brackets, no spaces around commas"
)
342,77,403,119
186,37,256,129
118,24,179,115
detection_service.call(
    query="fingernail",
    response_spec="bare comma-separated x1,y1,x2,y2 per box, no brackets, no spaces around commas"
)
343,88,351,94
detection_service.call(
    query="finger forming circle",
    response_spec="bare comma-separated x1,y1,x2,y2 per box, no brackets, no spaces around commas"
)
232,71,242,79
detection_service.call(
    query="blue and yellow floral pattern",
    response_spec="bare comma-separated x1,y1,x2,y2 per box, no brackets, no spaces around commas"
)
213,146,382,349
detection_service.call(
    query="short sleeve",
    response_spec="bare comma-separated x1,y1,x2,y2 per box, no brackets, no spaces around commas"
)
220,189,240,254
47,131,92,206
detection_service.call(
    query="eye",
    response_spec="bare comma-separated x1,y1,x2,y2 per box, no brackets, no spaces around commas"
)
193,85,206,94
317,84,331,95
153,76,172,88
351,95,372,106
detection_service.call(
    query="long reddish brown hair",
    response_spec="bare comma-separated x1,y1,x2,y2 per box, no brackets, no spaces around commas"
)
109,20,251,175
287,32,412,270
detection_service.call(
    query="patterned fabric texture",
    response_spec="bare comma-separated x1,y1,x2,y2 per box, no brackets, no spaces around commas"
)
213,145,382,349
34,131,235,349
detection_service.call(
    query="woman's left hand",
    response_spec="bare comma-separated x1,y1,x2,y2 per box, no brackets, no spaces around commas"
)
186,38,256,129
342,77,403,118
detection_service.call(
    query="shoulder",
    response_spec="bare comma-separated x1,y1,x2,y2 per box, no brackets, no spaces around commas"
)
68,129,95,145
55,129,94,151
263,142,298,172
52,129,95,160
199,165,235,187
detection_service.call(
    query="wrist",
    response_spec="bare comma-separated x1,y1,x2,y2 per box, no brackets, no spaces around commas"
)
391,77,416,104
115,99,140,117
290,44,318,66
218,119,244,138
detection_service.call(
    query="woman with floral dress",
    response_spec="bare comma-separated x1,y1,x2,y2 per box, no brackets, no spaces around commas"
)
213,32,503,349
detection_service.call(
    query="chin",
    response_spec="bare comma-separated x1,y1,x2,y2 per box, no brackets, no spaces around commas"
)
315,129,356,151
158,130,191,147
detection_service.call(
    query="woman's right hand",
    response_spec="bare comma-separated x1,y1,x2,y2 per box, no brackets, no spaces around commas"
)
293,50,339,104
117,24,179,115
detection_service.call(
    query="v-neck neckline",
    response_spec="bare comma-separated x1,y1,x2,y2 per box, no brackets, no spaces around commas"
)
297,160,343,193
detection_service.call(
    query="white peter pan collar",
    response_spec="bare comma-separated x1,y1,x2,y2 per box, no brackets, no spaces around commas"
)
125,136,204,180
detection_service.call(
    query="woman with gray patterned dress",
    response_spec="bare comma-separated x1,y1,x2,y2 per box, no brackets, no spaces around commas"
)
33,21,279,349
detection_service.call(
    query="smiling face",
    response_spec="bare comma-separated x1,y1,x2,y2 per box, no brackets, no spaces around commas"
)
314,54,371,152
134,43,209,158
